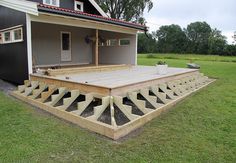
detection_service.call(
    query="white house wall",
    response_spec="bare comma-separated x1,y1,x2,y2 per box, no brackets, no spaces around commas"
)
32,22,93,66
98,31,137,65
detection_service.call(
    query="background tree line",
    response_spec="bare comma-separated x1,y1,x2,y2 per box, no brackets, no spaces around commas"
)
138,21,236,56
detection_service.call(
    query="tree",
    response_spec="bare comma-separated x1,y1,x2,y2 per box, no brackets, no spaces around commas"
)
185,21,212,54
155,24,188,53
208,29,227,55
138,33,157,53
233,31,236,44
223,45,236,56
96,0,153,22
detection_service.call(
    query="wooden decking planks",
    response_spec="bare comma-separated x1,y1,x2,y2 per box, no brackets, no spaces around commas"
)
54,66,199,88
47,64,131,76
31,66,199,96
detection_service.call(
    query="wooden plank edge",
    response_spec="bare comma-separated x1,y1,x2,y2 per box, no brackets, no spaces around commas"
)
9,79,215,140
10,91,116,139
112,79,216,140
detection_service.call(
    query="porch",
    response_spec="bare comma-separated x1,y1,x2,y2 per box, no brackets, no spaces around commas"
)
31,21,137,71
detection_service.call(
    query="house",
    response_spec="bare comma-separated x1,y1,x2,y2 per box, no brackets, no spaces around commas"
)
1,0,213,140
0,0,147,84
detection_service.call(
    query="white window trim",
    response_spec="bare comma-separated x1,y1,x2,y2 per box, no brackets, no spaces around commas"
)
43,0,60,7
0,33,2,44
3,31,12,44
0,27,23,44
106,39,118,46
119,38,130,46
13,28,23,42
74,1,84,12
60,31,72,62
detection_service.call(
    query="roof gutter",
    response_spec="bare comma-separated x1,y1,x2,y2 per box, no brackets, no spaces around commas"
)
37,6,146,31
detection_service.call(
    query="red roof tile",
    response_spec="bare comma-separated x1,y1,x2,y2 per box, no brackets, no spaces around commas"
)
38,3,146,30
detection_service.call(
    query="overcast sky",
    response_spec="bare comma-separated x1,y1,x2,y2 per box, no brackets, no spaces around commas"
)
144,0,236,44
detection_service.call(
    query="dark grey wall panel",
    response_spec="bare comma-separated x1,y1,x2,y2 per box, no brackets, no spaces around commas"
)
0,6,28,84
28,0,101,15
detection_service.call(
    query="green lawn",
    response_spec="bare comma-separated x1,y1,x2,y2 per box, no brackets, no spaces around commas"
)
0,54,236,162
139,53,236,63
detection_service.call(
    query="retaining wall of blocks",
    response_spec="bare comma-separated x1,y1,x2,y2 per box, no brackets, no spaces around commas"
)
11,73,214,140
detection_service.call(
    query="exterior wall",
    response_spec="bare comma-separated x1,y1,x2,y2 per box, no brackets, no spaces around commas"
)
32,22,93,66
0,6,28,84
99,31,137,65
29,0,101,15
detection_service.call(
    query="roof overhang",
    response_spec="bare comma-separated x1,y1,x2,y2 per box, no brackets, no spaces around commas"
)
37,5,146,32
0,0,38,16
30,13,139,35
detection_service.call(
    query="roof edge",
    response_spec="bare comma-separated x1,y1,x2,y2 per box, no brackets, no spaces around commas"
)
0,0,38,16
37,4,146,31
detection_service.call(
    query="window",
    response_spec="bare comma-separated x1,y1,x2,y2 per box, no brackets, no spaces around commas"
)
106,39,118,46
62,33,70,50
43,0,59,7
119,39,130,46
0,33,2,44
13,28,23,41
0,27,23,44
74,1,84,12
3,31,11,43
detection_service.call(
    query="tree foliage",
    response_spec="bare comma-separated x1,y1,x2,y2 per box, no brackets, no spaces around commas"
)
138,21,236,56
155,24,187,53
208,29,227,55
138,33,157,53
185,22,212,54
96,0,153,22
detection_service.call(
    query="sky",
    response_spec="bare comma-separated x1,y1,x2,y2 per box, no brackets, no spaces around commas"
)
144,0,236,44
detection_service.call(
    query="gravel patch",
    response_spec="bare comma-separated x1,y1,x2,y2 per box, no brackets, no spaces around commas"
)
0,79,17,95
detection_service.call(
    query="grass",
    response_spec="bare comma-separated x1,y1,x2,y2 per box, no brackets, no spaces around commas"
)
0,54,236,162
139,53,236,63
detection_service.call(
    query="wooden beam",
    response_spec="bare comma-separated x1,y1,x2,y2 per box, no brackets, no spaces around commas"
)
11,78,215,140
95,29,99,66
31,14,139,35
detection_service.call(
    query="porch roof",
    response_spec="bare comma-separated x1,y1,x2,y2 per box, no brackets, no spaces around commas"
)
37,3,147,31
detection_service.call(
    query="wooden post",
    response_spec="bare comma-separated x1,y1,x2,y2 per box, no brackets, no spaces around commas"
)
95,29,99,66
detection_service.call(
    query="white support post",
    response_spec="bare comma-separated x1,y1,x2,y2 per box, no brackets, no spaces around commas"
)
135,33,138,65
95,29,99,66
26,14,33,76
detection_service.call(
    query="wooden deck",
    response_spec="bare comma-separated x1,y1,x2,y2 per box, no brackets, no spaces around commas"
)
31,65,199,96
12,69,214,140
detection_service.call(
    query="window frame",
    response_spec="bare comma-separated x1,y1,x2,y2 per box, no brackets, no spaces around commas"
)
0,27,23,44
119,38,131,46
13,28,23,42
106,39,118,46
74,1,84,12
0,33,2,44
43,0,60,7
3,31,12,43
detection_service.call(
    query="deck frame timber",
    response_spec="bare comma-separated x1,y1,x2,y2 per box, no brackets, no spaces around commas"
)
11,73,215,140
30,70,199,96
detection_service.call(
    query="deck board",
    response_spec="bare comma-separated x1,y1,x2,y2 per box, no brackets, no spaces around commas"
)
53,66,198,88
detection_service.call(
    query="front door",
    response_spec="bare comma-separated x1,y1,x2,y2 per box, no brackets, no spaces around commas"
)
61,32,71,61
